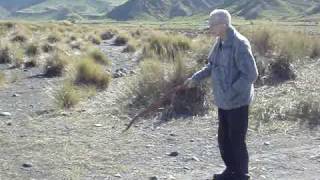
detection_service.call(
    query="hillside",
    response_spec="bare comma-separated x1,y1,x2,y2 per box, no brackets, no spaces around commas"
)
108,0,320,21
107,0,224,20
0,0,128,20
1,0,320,21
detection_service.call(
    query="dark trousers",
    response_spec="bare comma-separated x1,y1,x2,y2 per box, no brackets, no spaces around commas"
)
218,105,249,177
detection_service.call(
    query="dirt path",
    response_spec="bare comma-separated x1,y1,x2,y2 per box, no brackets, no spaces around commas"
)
0,39,319,180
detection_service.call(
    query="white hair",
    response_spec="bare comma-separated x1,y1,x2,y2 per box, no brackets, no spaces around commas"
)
208,9,231,27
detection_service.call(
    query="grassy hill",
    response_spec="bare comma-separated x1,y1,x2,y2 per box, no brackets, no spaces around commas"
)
107,0,224,20
1,0,320,21
0,0,128,20
107,0,320,21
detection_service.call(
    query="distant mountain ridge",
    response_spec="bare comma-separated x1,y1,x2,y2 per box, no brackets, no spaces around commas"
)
1,0,320,21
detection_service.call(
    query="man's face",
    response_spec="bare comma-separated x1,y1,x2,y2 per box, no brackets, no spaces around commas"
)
209,23,225,37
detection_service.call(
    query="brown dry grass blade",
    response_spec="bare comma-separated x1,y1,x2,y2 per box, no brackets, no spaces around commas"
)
122,84,186,133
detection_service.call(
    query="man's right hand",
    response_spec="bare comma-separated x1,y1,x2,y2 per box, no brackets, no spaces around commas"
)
184,78,196,88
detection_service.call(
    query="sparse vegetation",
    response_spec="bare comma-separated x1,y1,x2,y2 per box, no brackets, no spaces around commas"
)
113,35,128,46
24,58,38,68
89,35,101,45
47,34,61,43
54,82,80,109
0,47,12,64
44,52,68,77
89,49,110,65
42,43,55,53
25,43,39,57
100,31,114,40
75,58,111,89
0,72,5,86
11,33,27,43
143,32,191,61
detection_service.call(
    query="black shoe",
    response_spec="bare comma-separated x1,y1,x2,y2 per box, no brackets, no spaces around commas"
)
233,174,250,180
213,170,235,180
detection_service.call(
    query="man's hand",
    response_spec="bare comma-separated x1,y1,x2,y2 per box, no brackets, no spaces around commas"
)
184,78,196,88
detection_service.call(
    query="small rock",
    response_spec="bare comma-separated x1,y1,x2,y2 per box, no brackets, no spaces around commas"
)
264,142,270,146
169,133,177,137
0,112,11,116
94,124,103,127
7,122,12,126
22,163,32,168
129,70,136,74
146,144,155,148
191,156,200,161
149,176,159,180
12,93,20,97
183,166,191,170
168,151,179,157
114,173,121,178
168,175,176,180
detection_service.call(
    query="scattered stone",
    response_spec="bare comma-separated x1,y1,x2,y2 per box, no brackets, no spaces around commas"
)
7,122,12,126
183,166,191,170
94,124,103,127
0,112,11,116
146,144,155,148
168,151,179,157
169,133,177,137
61,112,68,116
22,163,32,168
191,156,200,161
12,93,20,97
114,173,121,178
129,70,136,74
149,176,159,180
168,175,176,180
190,139,195,142
113,68,129,78
264,142,271,146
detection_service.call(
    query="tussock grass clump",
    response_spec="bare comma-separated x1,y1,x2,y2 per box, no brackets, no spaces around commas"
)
44,53,68,77
11,33,27,43
89,49,109,65
310,40,320,59
11,47,24,68
100,31,114,40
47,34,61,43
25,43,39,57
0,47,12,64
294,97,320,130
249,27,274,56
24,58,38,68
0,72,5,86
75,58,111,89
122,43,136,53
114,35,128,46
88,35,101,45
143,32,191,61
128,56,208,118
42,43,55,53
54,82,80,109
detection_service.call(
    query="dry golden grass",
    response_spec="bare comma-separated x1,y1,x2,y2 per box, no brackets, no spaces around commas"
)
0,72,5,86
54,82,81,109
44,52,69,77
142,31,192,61
75,58,111,90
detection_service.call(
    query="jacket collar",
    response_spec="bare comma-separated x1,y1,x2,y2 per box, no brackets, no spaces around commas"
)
218,25,235,47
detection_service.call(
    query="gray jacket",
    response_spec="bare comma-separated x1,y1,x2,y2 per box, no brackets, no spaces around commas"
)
191,25,258,110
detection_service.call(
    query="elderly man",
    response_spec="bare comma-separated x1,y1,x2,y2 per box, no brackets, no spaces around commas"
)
184,9,258,180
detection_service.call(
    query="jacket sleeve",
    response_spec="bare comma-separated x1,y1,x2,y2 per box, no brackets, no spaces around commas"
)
230,40,258,94
191,61,212,83
190,42,216,83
